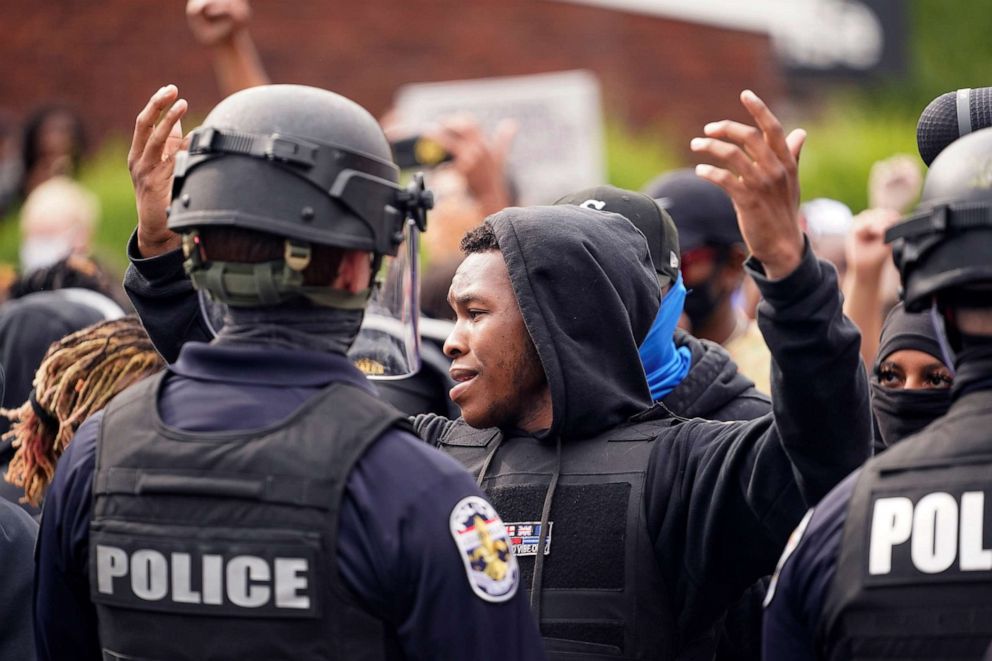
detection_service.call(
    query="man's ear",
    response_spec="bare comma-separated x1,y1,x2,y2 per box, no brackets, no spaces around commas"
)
332,250,374,293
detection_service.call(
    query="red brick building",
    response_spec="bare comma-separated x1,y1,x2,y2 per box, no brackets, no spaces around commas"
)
1,0,783,146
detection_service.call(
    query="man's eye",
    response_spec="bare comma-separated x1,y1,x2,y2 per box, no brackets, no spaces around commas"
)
468,309,485,320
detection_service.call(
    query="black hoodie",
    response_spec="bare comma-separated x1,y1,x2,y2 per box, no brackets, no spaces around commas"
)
413,206,871,657
664,329,771,422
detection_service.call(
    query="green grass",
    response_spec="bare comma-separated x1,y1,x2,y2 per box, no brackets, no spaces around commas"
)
0,137,136,279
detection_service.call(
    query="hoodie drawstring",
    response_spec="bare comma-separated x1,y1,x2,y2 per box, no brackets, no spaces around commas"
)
530,435,562,624
475,438,502,488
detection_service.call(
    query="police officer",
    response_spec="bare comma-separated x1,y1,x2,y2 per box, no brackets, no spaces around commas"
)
33,84,545,660
763,127,992,660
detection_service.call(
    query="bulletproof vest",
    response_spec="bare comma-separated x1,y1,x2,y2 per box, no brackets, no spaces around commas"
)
89,372,409,661
819,399,992,660
439,417,677,660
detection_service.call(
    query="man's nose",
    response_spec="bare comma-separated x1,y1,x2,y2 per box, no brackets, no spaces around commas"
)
443,322,467,359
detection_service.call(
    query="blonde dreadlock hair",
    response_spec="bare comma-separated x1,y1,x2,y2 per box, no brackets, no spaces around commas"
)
2,315,164,506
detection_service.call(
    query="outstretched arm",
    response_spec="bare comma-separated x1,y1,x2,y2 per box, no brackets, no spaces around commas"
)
123,86,209,361
649,92,871,640
691,90,870,501
186,0,270,96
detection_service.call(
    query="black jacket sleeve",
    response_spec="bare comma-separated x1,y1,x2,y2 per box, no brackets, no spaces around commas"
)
122,231,211,363
645,240,872,644
410,413,458,447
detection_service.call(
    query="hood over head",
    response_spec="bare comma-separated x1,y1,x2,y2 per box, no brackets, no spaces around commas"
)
487,205,660,440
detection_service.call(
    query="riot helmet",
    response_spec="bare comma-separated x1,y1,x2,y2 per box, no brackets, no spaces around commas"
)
170,85,432,377
887,127,992,313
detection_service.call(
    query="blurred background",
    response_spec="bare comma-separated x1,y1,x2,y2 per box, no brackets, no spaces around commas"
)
0,0,988,278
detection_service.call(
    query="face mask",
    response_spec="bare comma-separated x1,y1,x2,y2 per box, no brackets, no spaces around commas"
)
682,271,722,331
19,234,74,273
870,381,951,448
639,273,692,401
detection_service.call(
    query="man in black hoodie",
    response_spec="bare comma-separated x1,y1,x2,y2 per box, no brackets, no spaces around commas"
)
122,91,870,659
412,91,870,658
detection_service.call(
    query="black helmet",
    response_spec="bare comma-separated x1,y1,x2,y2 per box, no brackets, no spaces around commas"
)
887,127,992,312
169,85,430,309
171,84,430,254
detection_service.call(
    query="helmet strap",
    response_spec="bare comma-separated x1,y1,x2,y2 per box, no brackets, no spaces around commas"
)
183,230,371,310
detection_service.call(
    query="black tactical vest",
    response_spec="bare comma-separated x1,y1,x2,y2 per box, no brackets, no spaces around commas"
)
438,417,677,660
89,373,409,661
819,409,992,660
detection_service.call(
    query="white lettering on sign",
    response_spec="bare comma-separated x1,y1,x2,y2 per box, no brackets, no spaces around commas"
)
95,545,310,610
869,491,992,576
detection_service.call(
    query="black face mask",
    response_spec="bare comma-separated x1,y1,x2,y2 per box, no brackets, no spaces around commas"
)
683,272,722,331
870,381,952,449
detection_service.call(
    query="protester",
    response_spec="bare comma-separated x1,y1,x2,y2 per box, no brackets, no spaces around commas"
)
19,106,86,198
0,260,126,512
186,0,269,95
801,197,853,278
2,316,163,508
645,169,773,394
33,83,545,661
871,302,953,451
763,127,992,661
19,176,99,273
411,90,869,659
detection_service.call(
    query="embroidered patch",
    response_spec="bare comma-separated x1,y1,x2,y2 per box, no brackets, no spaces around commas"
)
505,521,553,557
449,496,519,603
764,508,814,607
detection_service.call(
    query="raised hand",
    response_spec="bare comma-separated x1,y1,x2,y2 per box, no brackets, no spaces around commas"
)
427,116,518,215
846,208,901,279
128,85,189,258
868,154,922,214
186,0,252,47
691,90,807,280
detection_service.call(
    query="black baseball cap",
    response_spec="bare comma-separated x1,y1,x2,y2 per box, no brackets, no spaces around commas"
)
555,185,681,288
643,169,742,253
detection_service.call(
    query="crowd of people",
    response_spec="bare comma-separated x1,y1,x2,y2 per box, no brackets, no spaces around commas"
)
1,1,991,660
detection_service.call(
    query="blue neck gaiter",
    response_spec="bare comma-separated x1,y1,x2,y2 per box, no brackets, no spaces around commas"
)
639,272,692,401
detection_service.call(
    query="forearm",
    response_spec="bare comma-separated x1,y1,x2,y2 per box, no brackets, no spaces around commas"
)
752,239,872,504
841,268,885,369
210,31,270,96
123,231,210,362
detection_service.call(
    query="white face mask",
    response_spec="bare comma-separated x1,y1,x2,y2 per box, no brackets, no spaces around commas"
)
19,234,75,273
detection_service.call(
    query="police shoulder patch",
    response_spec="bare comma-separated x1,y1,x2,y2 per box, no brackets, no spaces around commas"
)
449,495,519,603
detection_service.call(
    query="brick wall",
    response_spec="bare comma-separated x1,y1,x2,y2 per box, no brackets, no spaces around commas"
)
1,0,783,149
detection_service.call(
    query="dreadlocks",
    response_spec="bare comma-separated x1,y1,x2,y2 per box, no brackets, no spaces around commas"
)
1,315,164,506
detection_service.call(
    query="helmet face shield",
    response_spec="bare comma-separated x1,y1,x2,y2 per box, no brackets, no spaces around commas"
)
350,219,422,379
196,219,423,380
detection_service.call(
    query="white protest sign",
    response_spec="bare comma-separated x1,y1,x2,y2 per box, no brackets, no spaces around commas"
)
393,70,605,206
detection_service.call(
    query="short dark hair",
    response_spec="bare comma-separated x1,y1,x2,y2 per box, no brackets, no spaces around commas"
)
459,221,500,254
198,226,347,287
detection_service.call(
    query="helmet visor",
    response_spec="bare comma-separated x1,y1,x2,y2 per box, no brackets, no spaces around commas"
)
350,219,422,379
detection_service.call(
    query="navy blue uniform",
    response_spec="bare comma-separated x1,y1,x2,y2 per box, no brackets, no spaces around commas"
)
34,341,544,660
764,363,992,659
762,472,855,661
